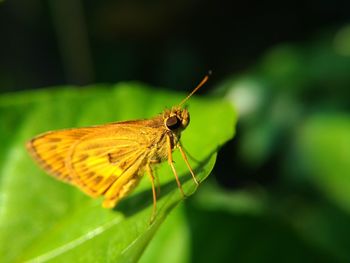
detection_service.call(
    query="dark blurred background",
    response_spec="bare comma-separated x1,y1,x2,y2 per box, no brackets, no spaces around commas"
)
1,0,349,93
1,1,350,262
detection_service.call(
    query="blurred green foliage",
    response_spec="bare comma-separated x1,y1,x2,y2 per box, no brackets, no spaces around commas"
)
188,27,350,262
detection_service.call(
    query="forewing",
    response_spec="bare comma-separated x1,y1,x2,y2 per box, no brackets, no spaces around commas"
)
68,126,151,197
27,119,164,207
26,128,94,182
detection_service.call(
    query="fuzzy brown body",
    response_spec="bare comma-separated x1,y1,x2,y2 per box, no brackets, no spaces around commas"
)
26,107,190,208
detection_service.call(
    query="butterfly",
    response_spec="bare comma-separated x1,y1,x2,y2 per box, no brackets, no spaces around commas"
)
26,74,209,219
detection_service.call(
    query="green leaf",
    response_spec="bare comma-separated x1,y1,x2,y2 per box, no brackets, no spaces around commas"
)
0,82,236,263
139,203,191,263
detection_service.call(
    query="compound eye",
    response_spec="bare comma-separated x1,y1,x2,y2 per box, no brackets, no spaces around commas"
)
166,116,181,130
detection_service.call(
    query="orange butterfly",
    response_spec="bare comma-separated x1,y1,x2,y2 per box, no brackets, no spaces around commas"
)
26,74,209,219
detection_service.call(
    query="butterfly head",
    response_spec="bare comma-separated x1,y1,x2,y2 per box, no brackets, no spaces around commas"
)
164,107,190,132
164,72,210,132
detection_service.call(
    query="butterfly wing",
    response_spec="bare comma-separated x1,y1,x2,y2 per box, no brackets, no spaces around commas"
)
67,126,149,197
26,128,94,183
27,121,163,207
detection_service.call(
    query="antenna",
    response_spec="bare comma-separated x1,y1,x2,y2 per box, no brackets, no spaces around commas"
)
178,71,211,107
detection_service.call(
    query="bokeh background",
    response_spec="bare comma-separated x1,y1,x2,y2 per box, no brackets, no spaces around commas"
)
1,0,350,262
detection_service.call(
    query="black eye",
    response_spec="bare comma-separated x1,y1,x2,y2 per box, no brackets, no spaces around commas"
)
166,116,181,130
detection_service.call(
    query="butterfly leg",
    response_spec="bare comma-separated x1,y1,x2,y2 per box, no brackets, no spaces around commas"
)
155,172,161,196
166,135,186,198
178,144,199,186
150,159,161,196
146,164,157,222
